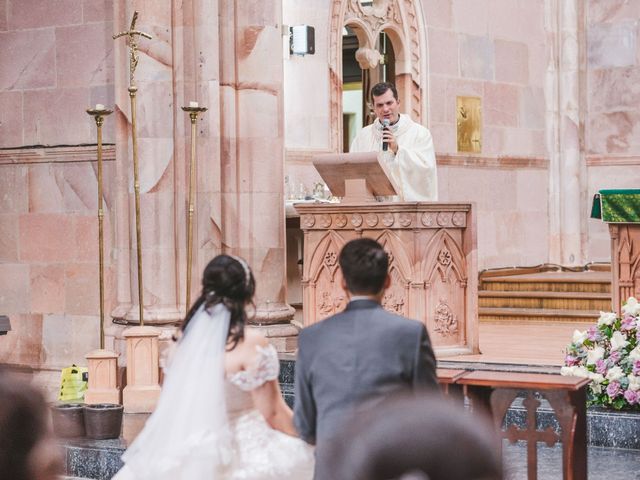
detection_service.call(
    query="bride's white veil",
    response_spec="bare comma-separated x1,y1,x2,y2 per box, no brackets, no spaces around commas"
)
121,303,232,479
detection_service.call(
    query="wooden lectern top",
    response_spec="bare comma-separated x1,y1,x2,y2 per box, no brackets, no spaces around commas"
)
313,152,398,203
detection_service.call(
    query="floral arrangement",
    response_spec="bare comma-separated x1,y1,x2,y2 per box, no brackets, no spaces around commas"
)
561,297,640,410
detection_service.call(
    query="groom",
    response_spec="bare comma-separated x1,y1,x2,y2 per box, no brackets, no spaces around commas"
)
294,238,439,480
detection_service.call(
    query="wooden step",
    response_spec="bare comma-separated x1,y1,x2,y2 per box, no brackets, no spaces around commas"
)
479,291,612,311
479,307,601,323
481,271,611,294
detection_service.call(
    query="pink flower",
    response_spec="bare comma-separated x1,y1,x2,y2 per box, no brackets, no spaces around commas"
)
633,360,640,376
565,355,579,366
621,315,636,331
587,326,600,341
607,381,622,399
624,390,639,405
596,359,607,375
608,350,622,364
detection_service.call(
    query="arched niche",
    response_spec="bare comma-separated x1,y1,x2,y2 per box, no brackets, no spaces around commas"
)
329,0,427,152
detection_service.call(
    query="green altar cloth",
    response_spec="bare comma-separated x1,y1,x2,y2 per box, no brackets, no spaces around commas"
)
591,189,640,223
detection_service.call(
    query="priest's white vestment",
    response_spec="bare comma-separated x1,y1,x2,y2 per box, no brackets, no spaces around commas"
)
350,114,438,201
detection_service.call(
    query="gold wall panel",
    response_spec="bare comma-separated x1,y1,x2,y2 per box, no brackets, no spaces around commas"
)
456,96,482,153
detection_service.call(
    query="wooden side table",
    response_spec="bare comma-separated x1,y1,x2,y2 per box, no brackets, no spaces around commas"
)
458,371,590,480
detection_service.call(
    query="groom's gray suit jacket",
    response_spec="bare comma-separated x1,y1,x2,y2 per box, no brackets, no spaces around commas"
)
293,299,438,480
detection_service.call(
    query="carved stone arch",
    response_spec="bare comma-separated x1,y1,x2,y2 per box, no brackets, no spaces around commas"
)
329,0,427,151
421,229,467,345
374,229,412,284
422,229,467,285
307,230,346,283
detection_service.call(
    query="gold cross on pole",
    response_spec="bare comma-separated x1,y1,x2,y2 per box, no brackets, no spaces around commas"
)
112,11,152,86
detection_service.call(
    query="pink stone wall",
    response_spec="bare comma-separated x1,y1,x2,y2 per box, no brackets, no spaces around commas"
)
585,0,640,260
422,0,549,269
0,0,115,371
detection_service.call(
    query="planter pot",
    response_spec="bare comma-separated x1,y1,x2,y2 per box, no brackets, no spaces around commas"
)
51,403,86,438
84,403,124,440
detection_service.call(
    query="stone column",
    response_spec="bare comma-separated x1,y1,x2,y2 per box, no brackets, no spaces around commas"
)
219,0,297,351
546,0,587,265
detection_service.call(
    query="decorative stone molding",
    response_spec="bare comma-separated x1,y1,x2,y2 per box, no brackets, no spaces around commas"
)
0,145,116,165
296,202,479,356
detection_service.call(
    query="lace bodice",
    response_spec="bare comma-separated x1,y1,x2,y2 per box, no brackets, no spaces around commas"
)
227,344,280,391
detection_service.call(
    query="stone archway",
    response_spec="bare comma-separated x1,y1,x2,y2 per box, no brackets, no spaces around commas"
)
328,0,427,151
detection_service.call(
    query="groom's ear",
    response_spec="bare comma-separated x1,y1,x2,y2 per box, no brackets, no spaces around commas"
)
383,273,391,291
341,277,349,294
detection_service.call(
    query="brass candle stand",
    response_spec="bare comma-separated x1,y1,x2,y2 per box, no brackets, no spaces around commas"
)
86,106,113,348
84,105,120,406
181,104,208,310
113,11,152,326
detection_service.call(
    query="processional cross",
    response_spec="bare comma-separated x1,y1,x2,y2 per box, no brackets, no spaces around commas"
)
112,11,152,325
113,11,152,86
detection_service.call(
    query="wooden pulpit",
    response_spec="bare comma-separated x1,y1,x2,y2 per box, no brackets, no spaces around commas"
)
295,152,479,356
591,189,640,313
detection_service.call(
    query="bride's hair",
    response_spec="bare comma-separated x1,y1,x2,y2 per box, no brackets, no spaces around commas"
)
181,254,256,349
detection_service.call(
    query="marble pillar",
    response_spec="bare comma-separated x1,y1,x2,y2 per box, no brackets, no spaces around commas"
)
219,1,297,351
546,0,587,265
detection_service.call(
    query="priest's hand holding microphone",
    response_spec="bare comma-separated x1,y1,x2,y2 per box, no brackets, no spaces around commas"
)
381,118,398,154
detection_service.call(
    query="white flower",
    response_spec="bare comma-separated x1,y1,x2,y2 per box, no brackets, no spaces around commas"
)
629,345,640,361
622,297,640,316
560,366,574,376
606,366,624,382
591,383,603,395
610,331,629,351
588,372,604,384
586,346,605,365
574,366,589,378
628,375,640,392
572,329,587,345
560,366,588,377
597,311,617,327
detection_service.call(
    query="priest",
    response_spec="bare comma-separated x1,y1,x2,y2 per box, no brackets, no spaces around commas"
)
350,82,438,201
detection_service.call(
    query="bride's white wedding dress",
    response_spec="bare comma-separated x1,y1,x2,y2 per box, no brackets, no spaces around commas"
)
112,304,314,480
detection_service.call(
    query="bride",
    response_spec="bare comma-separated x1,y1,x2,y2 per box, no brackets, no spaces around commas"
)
112,255,314,479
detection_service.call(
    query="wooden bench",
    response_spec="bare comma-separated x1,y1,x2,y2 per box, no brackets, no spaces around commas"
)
458,370,590,480
0,315,10,336
436,368,468,400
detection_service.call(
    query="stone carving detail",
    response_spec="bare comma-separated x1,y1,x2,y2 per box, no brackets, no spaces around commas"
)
421,212,435,227
365,213,379,227
399,212,412,227
302,215,315,228
335,214,348,227
351,213,363,227
452,211,466,227
382,292,405,314
382,212,395,227
434,300,458,337
437,212,452,226
319,214,332,228
355,47,382,69
318,291,346,317
324,251,338,268
385,249,395,265
438,248,452,267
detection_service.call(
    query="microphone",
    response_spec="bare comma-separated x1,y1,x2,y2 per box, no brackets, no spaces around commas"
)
382,118,390,151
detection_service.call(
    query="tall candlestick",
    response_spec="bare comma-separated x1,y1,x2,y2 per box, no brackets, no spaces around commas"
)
181,104,208,311
86,106,114,347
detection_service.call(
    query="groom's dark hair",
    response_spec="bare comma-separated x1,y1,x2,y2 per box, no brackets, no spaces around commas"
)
339,238,389,295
